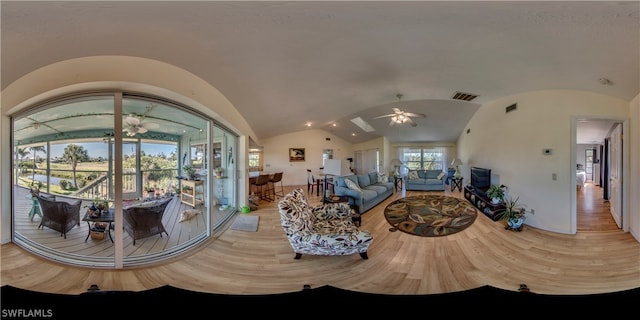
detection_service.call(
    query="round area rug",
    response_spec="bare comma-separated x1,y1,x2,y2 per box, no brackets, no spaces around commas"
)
383,195,478,237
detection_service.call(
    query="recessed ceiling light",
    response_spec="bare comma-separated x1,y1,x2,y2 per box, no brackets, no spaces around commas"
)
332,123,337,127
305,122,312,127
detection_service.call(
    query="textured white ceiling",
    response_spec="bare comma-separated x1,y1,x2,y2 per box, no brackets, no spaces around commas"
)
2,1,638,144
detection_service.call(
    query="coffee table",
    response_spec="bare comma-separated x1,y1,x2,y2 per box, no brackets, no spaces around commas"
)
82,209,114,242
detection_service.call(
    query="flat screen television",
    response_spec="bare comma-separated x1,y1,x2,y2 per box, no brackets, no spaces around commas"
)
470,167,491,194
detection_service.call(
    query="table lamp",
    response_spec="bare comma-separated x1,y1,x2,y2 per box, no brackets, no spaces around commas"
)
389,158,403,177
451,158,463,177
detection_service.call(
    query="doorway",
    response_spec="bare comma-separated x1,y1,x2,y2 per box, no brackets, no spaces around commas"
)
575,119,625,232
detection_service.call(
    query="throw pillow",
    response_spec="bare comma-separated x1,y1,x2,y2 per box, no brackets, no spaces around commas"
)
377,172,387,183
179,209,200,223
345,178,362,192
408,170,419,180
437,172,446,180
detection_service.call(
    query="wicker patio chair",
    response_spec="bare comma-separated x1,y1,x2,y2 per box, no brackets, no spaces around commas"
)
36,194,81,239
123,197,172,245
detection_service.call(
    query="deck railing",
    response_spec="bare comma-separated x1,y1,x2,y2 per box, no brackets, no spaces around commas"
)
17,168,179,201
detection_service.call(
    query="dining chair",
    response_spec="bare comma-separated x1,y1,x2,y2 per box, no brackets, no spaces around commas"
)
269,172,284,198
306,169,323,196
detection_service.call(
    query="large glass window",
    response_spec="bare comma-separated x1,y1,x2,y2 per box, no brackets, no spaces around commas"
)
248,150,262,171
12,92,238,268
400,147,445,171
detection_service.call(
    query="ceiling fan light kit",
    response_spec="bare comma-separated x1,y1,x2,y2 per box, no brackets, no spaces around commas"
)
373,94,426,127
123,112,159,137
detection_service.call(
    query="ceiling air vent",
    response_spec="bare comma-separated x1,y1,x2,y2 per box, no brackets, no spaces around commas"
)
452,91,478,101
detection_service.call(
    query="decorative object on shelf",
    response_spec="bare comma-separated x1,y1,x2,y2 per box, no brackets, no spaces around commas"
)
486,184,505,204
500,196,530,231
215,167,224,178
451,158,463,177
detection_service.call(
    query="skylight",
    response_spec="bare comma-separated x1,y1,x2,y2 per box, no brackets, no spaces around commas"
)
350,117,375,133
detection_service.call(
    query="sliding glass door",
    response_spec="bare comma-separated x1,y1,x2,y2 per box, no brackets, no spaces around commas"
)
12,92,238,267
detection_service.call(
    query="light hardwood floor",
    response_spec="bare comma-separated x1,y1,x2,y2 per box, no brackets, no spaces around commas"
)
2,182,639,297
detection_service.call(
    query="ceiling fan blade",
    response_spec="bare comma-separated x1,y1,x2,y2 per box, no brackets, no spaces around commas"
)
406,117,417,127
404,112,426,118
373,114,395,119
125,115,140,126
137,127,148,134
392,108,403,114
388,119,396,126
142,122,160,129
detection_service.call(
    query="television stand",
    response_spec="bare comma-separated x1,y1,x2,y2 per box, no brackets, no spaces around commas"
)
464,185,505,221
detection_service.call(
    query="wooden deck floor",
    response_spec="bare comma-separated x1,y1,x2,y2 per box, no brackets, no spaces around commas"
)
13,186,233,258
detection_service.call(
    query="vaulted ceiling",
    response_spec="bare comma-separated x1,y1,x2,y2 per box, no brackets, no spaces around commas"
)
2,1,638,145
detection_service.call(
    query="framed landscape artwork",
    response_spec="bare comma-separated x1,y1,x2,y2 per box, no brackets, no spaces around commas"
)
289,148,305,162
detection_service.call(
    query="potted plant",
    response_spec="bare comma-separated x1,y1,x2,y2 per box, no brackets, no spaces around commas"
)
486,184,505,204
183,165,196,180
499,196,530,231
145,185,156,198
93,197,110,214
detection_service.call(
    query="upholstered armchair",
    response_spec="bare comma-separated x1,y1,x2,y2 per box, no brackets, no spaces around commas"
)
277,188,373,260
36,194,81,239
123,197,172,245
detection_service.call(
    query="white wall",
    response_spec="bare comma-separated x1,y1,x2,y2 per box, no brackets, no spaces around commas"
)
457,90,631,235
352,137,386,174
261,129,353,187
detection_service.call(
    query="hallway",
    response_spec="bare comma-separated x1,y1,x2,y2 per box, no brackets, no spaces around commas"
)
577,182,619,232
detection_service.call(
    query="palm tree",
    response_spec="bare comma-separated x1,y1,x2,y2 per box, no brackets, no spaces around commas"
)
30,145,46,184
62,144,89,189
16,147,30,177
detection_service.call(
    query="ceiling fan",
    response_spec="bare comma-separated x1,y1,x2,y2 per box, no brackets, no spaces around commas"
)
123,104,160,137
373,94,426,127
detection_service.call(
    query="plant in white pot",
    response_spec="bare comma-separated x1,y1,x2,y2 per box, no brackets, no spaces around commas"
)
499,195,530,231
486,184,505,204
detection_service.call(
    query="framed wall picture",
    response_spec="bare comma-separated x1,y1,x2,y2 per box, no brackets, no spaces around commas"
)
289,148,305,162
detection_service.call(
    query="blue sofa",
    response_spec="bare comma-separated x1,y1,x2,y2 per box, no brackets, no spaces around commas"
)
405,169,446,191
332,172,394,214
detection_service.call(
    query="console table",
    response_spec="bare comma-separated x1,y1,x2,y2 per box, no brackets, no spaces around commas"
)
464,185,505,221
